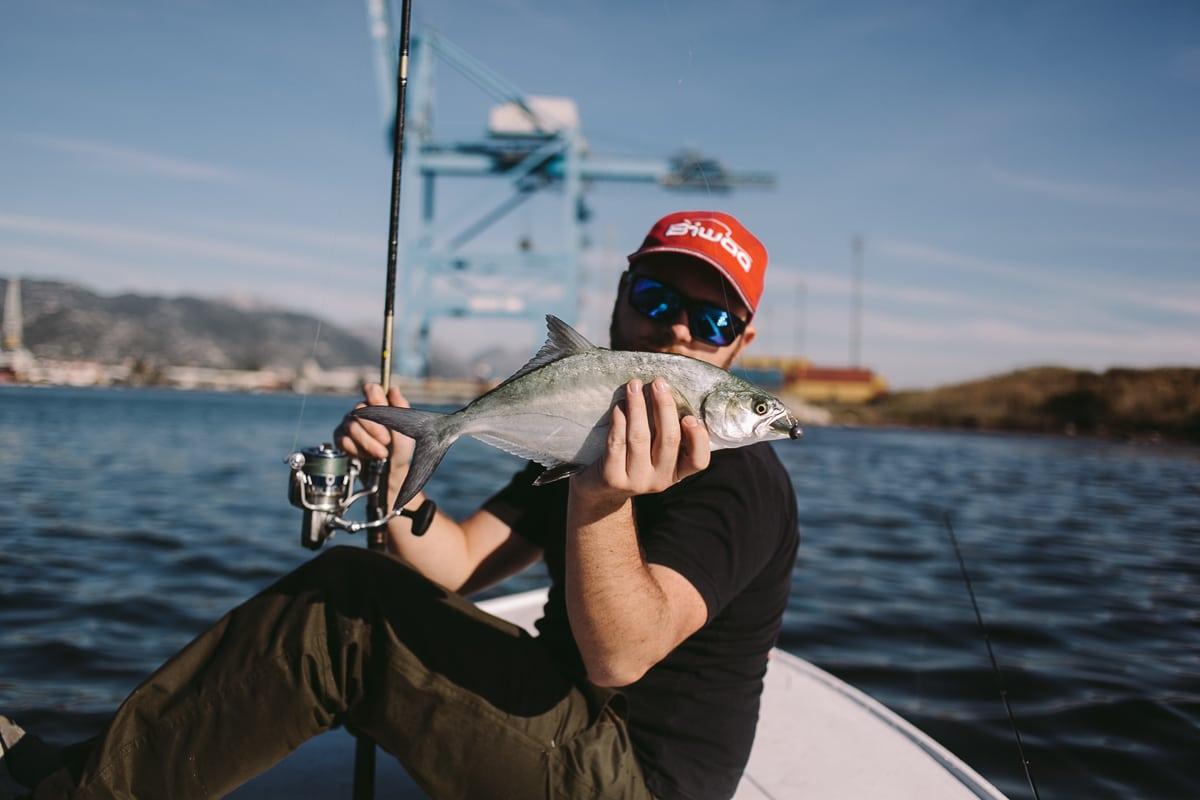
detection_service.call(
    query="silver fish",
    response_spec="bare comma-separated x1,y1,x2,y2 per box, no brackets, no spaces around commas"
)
353,315,802,508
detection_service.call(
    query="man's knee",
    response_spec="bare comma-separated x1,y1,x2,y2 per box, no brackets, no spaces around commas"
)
307,544,370,575
273,546,379,604
295,546,436,604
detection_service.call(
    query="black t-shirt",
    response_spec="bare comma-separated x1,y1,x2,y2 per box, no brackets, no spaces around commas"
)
483,443,799,800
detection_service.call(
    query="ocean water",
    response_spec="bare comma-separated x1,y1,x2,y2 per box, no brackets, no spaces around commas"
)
1,386,1197,799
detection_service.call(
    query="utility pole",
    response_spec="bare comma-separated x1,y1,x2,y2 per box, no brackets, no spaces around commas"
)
850,235,864,368
793,278,806,358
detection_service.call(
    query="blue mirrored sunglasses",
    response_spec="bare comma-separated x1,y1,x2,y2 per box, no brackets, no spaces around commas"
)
627,275,747,347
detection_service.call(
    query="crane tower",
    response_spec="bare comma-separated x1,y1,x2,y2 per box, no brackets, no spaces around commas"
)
365,2,774,376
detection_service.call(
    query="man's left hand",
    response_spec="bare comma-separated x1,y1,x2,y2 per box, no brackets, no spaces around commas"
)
573,377,711,505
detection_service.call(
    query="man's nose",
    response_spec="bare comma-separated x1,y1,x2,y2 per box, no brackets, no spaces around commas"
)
667,309,693,343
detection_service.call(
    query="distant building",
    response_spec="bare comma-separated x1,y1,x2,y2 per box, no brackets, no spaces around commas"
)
2,277,22,351
163,365,292,392
737,356,888,404
0,277,36,383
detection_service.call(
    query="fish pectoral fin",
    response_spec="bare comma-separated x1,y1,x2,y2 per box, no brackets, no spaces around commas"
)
670,385,697,419
532,462,587,486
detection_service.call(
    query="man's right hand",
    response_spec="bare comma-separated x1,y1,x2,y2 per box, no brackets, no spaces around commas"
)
334,383,416,468
332,385,540,595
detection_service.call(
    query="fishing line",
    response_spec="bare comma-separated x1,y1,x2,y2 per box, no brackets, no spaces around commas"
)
653,0,737,347
288,318,323,455
942,512,1041,800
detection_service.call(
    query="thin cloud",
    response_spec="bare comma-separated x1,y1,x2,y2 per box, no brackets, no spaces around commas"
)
0,212,366,278
865,310,1200,361
0,243,218,294
754,263,1179,364
878,239,1079,293
769,266,1058,328
1027,232,1200,255
29,136,247,184
193,220,381,255
983,163,1200,215
877,238,1200,318
0,241,378,326
1119,290,1200,317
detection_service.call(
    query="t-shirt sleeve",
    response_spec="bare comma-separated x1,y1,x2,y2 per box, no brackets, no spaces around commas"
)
481,461,556,549
637,450,787,622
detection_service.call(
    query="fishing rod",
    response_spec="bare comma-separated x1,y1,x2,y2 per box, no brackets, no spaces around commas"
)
285,0,432,796
353,0,425,796
942,512,1041,800
284,0,434,552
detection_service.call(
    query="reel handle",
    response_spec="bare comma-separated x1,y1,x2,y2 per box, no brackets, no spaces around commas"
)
399,498,437,536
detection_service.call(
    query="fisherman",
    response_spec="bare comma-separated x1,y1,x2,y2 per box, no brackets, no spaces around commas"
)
1,211,798,800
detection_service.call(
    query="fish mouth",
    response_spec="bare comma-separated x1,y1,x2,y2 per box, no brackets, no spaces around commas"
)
769,412,803,440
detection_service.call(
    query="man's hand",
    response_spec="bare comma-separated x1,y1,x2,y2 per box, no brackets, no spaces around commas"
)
573,377,711,505
334,383,415,469
332,383,540,593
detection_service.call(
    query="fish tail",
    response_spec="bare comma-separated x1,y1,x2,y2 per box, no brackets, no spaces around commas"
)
349,406,461,509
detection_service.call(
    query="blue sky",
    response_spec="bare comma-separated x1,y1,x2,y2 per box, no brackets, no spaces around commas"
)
2,0,1198,387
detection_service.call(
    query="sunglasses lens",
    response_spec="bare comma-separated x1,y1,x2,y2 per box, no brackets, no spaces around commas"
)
692,307,737,346
630,277,679,320
628,274,744,347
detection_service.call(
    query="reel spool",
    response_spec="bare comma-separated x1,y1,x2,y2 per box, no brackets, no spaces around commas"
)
286,442,435,549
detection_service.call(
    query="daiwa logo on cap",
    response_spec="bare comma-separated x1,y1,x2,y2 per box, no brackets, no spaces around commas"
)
663,217,755,273
629,210,768,313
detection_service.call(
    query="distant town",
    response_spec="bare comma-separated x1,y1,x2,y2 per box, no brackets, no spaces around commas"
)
0,277,886,413
5,276,1195,443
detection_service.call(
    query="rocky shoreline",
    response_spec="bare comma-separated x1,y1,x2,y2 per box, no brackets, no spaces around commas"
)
829,366,1200,444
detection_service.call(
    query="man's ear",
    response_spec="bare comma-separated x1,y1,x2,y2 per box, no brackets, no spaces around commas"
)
739,323,757,349
729,323,756,361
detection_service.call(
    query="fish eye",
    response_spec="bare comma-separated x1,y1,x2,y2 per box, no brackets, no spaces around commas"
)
753,400,769,415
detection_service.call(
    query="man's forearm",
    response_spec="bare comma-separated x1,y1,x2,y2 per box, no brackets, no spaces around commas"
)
565,488,675,687
377,460,541,597
382,464,474,591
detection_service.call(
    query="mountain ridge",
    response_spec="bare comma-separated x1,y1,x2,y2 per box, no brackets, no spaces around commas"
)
1,278,374,369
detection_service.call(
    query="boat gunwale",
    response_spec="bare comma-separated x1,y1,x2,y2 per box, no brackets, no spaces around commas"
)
478,588,1009,800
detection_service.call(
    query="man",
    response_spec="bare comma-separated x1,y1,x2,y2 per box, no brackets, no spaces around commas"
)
1,211,798,799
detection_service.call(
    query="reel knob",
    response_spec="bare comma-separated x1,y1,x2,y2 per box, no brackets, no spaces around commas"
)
399,498,437,536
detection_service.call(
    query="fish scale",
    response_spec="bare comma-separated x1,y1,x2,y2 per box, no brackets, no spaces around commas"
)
463,351,710,465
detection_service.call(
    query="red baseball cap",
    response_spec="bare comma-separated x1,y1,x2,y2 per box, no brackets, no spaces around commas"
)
627,211,768,314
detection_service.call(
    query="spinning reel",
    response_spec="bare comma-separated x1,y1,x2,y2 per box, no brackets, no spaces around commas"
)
286,442,436,550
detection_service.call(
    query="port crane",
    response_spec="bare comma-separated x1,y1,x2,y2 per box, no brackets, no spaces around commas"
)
364,0,774,376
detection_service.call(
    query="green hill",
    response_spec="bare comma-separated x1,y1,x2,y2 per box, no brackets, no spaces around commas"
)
839,366,1200,443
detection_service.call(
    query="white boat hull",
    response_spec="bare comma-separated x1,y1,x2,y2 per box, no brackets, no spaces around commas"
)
482,589,1008,800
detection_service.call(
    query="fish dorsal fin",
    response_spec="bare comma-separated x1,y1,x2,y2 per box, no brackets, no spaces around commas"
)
533,314,596,363
493,315,599,391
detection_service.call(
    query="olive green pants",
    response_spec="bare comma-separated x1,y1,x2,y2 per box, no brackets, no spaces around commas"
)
32,547,653,799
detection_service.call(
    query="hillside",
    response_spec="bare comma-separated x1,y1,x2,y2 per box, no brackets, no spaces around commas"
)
2,278,374,369
839,366,1200,443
